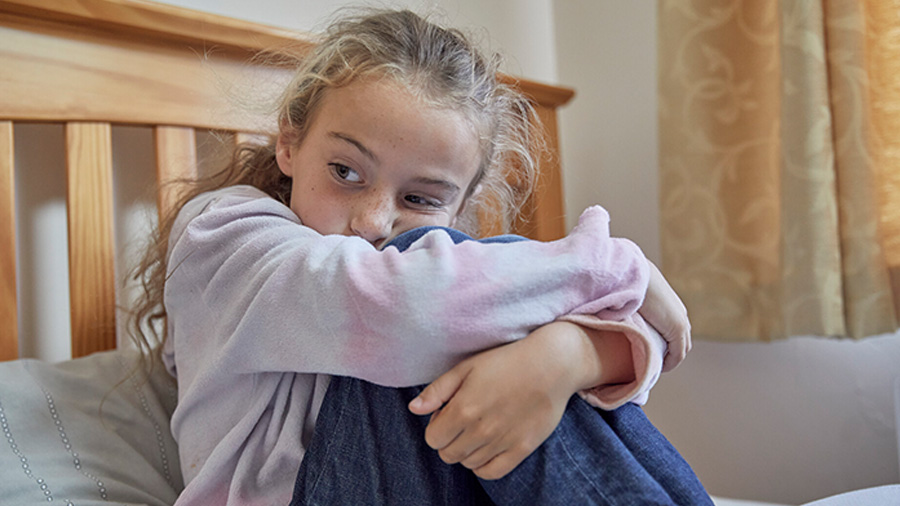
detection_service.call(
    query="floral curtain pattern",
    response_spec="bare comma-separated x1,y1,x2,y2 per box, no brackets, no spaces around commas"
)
658,0,900,341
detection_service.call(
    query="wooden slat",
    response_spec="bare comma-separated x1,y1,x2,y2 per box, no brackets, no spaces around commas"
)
500,74,575,109
234,131,270,147
0,20,293,132
154,126,198,221
0,121,17,360
0,0,313,54
65,122,116,357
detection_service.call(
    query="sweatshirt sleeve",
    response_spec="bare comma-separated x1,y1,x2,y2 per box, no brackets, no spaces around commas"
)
164,186,650,387
559,313,666,409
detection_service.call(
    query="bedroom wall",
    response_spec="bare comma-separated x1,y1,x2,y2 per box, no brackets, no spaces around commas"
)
158,0,559,83
552,3,900,505
16,0,899,504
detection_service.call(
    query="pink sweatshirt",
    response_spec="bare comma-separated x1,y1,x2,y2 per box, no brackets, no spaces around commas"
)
162,185,666,505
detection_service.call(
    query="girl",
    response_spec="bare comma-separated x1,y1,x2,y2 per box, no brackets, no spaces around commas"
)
132,8,709,505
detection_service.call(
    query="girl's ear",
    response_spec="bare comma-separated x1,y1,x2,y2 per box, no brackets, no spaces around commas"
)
275,133,294,177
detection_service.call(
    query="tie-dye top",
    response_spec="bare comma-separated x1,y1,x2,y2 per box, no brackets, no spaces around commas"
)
162,185,666,505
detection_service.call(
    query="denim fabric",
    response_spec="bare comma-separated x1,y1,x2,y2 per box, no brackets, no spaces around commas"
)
291,378,493,505
290,227,712,505
383,226,527,249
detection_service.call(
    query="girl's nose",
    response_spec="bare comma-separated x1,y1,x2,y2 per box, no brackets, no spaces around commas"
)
350,195,395,246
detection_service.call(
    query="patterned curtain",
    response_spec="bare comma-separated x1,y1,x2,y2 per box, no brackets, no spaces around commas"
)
658,0,900,341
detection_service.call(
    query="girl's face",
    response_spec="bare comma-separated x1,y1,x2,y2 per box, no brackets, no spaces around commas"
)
276,78,482,248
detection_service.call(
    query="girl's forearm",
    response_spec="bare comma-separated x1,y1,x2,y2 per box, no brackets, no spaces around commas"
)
545,321,636,392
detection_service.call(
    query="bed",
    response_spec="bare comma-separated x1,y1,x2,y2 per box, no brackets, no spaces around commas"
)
0,0,574,503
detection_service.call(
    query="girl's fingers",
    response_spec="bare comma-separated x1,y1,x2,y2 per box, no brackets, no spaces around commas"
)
661,314,691,372
438,433,491,466
409,363,469,416
446,422,528,480
642,260,692,372
428,382,503,463
422,396,468,450
472,451,523,481
459,438,505,471
662,327,691,372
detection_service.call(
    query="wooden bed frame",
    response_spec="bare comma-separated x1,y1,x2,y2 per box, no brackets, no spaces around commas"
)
0,0,574,362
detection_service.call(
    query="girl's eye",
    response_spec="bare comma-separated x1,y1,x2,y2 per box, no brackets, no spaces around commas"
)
405,194,441,208
330,164,362,183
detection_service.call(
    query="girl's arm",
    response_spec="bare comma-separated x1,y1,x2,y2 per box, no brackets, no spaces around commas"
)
404,269,689,480
166,186,652,386
409,320,635,480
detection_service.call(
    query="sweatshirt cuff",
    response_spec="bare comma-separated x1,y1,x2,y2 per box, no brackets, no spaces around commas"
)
557,313,666,410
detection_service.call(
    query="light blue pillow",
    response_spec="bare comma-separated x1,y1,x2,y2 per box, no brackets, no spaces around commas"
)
0,348,183,505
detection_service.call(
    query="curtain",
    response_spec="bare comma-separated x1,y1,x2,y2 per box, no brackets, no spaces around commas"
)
658,0,900,341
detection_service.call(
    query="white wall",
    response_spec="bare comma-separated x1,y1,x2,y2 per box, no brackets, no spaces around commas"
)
549,2,900,505
644,333,900,505
157,0,558,82
553,0,660,262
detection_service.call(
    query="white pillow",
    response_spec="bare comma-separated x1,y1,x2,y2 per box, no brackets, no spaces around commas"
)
0,348,183,505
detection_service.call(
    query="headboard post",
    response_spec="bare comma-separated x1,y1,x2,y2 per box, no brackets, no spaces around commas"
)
0,121,16,360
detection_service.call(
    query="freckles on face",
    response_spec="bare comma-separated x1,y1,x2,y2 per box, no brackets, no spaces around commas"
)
280,78,483,241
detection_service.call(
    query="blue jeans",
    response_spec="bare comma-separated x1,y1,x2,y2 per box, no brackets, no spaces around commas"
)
290,228,712,505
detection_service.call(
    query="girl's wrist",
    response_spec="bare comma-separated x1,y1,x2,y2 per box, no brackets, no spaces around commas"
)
540,321,635,392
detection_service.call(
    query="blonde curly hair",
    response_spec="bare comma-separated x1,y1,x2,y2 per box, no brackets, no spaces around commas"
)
129,8,544,359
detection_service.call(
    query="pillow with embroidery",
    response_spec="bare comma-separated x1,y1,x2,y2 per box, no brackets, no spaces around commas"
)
0,348,182,505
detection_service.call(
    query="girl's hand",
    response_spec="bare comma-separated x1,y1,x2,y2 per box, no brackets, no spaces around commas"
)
408,321,632,480
640,260,691,372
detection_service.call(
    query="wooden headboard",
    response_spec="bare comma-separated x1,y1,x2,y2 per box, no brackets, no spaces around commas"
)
0,0,574,361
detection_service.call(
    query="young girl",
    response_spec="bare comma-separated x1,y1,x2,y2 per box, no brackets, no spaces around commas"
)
132,8,709,505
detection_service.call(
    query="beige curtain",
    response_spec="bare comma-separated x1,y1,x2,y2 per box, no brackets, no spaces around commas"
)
658,0,900,341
